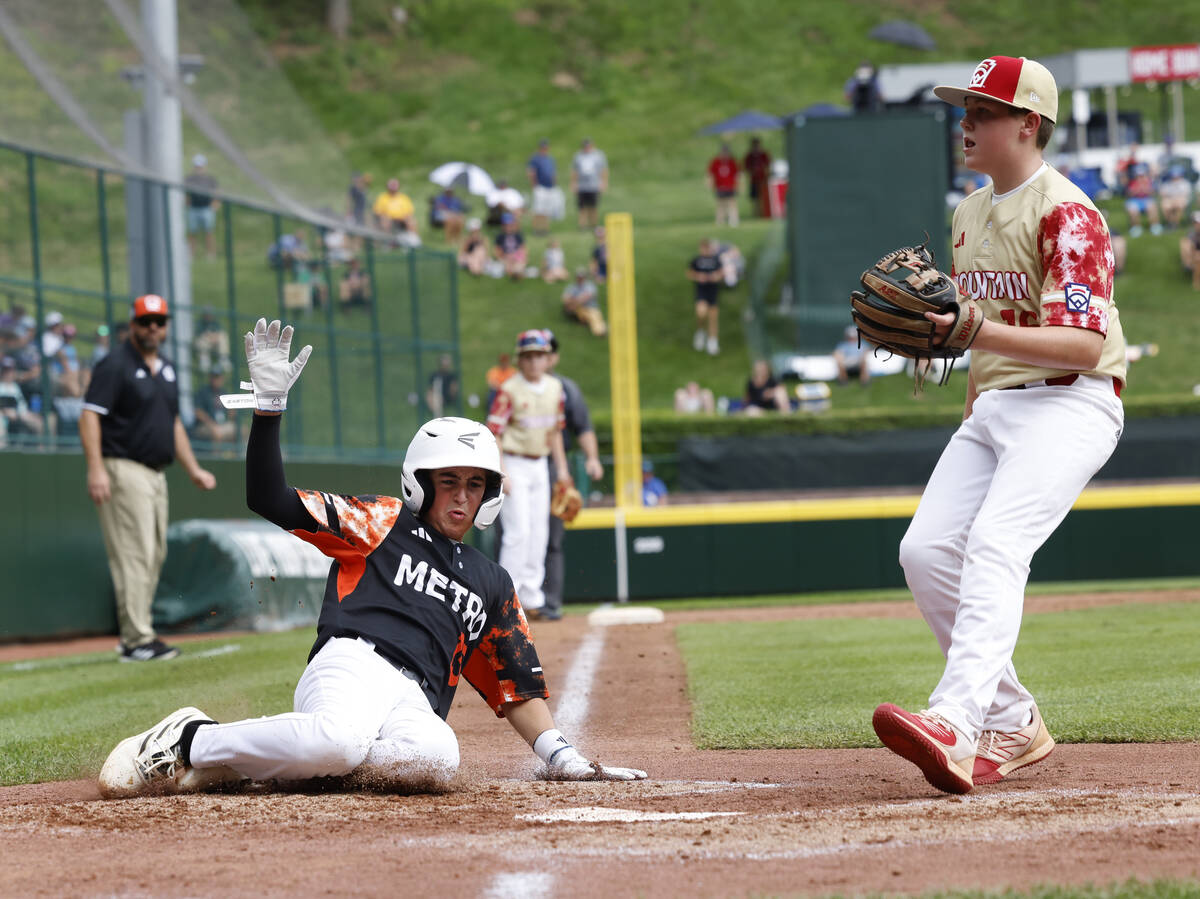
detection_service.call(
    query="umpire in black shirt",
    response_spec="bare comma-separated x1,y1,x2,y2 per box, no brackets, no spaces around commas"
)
81,295,217,662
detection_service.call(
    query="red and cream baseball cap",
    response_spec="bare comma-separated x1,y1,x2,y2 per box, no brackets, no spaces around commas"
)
131,294,170,319
934,56,1058,123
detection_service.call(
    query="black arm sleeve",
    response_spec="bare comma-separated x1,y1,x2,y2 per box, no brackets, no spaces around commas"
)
246,414,314,532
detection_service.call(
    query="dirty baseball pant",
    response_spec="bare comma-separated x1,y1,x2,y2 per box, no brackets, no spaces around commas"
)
190,637,458,786
899,375,1123,739
96,458,168,648
498,453,551,611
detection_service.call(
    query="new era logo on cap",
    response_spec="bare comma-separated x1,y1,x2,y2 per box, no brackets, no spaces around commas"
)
132,294,170,319
935,56,1058,123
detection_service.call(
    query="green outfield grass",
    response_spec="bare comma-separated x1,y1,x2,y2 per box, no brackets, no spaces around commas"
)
0,630,311,787
677,599,1200,750
3,589,1198,787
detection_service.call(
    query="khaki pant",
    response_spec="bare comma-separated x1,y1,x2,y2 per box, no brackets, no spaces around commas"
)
96,457,168,647
575,305,608,336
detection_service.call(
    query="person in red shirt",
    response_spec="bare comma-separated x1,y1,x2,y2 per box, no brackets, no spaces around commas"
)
743,137,772,218
707,143,740,226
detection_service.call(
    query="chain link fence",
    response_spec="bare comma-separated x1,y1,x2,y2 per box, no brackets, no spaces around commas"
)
0,140,460,460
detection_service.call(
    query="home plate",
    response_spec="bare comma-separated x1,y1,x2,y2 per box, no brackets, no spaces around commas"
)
517,807,743,824
587,604,665,626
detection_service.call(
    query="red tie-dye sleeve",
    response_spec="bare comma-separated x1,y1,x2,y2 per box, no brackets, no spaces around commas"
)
462,588,549,716
486,386,513,437
292,491,403,602
1038,202,1114,334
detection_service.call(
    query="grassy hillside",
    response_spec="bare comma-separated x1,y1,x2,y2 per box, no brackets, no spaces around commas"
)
228,0,1200,414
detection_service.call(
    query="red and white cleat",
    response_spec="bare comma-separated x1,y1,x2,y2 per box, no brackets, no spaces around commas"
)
973,705,1055,785
872,702,975,794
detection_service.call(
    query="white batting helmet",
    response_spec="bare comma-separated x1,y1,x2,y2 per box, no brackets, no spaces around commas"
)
400,417,504,530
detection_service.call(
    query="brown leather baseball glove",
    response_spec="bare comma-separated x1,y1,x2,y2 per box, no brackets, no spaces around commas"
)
550,480,583,522
850,239,983,387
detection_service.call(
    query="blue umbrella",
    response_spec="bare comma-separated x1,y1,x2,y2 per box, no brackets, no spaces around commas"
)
869,20,936,51
698,110,783,136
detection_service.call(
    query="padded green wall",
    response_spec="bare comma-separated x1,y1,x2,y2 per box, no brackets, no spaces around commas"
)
786,109,950,353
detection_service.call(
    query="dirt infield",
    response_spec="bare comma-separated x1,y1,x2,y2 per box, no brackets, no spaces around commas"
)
3,592,1199,897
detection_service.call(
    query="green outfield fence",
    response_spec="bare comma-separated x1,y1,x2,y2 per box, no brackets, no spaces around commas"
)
0,139,460,461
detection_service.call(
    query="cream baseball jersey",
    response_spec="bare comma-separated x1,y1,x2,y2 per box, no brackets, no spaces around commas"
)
950,164,1127,392
487,373,565,456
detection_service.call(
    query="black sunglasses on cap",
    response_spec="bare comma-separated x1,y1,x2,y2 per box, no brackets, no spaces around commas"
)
134,315,168,328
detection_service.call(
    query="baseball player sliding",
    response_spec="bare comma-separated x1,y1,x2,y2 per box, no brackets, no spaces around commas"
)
98,319,645,798
872,56,1126,793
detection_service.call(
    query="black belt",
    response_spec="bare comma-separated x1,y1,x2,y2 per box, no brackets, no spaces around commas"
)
505,452,545,460
113,457,168,473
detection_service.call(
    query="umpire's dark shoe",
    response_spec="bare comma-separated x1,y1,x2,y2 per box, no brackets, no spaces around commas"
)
118,639,180,662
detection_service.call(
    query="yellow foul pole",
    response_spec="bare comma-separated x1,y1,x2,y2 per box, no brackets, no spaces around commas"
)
604,212,642,509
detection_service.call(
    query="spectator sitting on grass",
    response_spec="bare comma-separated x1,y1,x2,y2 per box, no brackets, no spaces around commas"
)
459,218,489,276
560,267,607,336
673,380,715,414
1122,160,1162,237
0,356,43,441
1158,166,1193,230
1181,211,1200,291
192,369,237,444
338,258,372,310
373,178,420,246
742,359,790,416
493,213,527,280
541,239,568,283
641,459,669,507
833,324,871,386
431,187,467,243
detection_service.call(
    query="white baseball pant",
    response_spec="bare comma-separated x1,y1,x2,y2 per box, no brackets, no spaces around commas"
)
498,452,551,610
899,374,1123,739
189,637,459,785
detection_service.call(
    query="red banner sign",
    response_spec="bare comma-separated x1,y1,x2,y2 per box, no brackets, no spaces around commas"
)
1129,44,1200,82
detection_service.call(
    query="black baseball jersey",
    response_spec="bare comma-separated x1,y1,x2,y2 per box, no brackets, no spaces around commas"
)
689,253,722,303
245,415,547,719
82,339,179,469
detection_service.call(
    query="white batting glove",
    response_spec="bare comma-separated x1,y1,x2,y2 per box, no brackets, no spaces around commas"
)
535,729,647,782
244,318,312,412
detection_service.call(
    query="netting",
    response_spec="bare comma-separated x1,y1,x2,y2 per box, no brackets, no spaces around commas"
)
0,0,348,213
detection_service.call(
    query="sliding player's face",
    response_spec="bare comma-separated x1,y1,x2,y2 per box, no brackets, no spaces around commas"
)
426,466,487,540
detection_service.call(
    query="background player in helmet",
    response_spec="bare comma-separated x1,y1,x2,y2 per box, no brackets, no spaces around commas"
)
486,329,572,619
98,319,645,798
871,57,1126,794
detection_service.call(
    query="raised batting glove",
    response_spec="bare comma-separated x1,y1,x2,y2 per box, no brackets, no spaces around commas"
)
244,318,311,412
534,729,647,782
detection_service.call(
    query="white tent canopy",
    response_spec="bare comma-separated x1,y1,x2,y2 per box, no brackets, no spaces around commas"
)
878,45,1198,151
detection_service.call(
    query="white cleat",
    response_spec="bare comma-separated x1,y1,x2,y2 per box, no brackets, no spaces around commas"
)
98,707,240,798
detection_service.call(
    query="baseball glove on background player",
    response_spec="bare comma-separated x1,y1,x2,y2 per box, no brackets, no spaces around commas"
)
550,480,583,523
850,240,983,386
